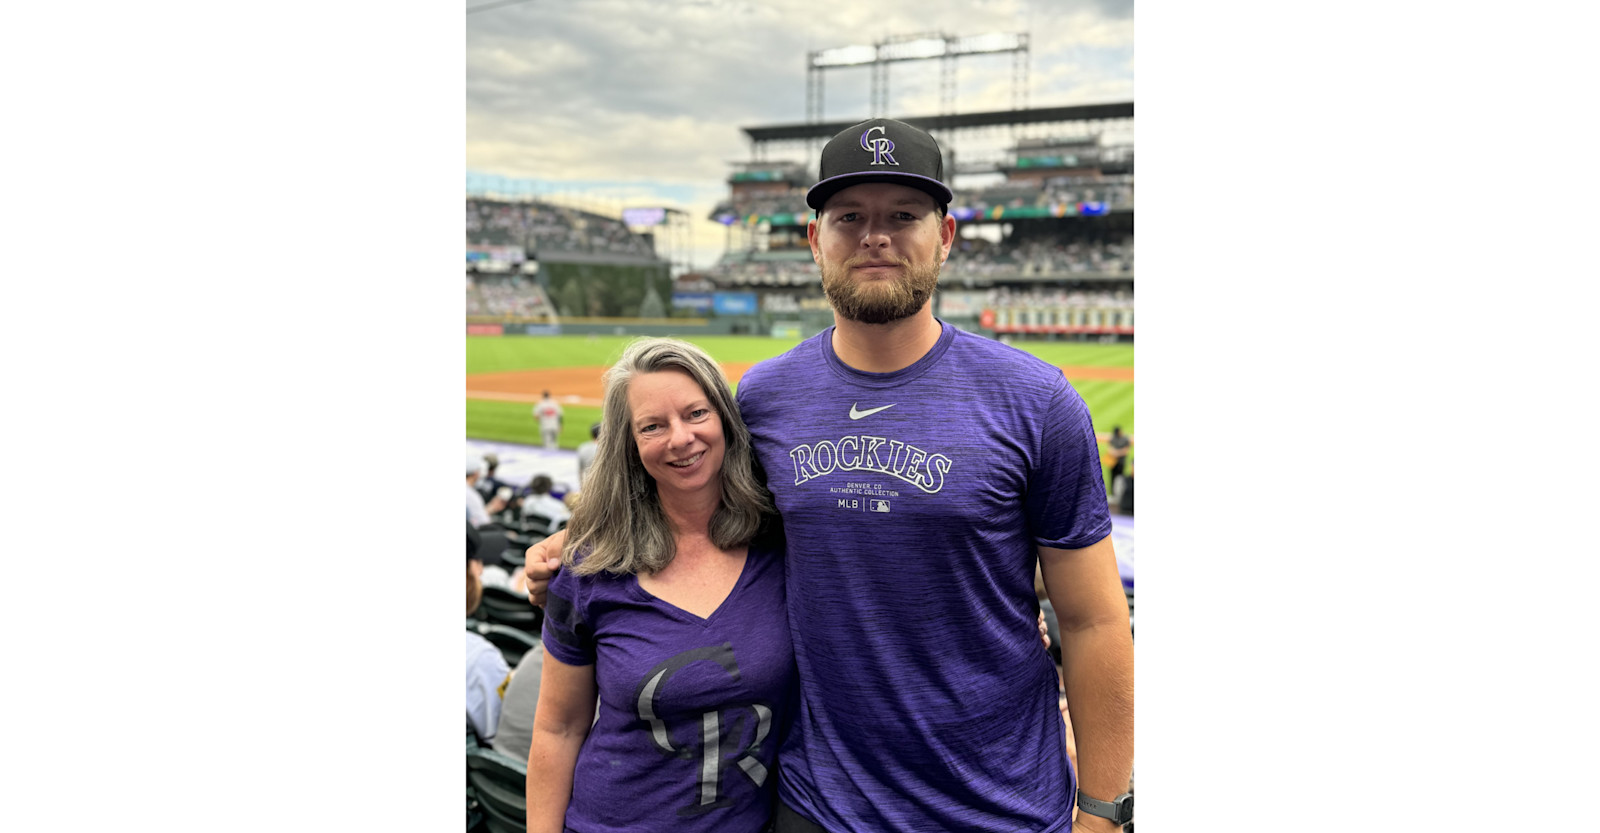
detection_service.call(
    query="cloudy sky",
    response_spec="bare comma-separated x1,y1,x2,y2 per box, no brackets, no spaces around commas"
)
466,0,1133,269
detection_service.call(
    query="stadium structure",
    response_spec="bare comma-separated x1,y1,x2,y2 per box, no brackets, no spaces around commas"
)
465,32,1133,343
464,185,674,336
702,99,1133,341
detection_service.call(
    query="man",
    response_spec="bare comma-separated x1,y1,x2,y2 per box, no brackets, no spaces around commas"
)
477,452,510,503
467,530,512,745
466,451,509,529
489,641,544,762
517,474,569,536
573,422,600,490
532,390,563,450
1106,426,1132,498
525,119,1133,832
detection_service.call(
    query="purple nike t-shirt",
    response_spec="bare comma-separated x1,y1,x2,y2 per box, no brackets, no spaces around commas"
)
736,321,1113,833
542,541,794,833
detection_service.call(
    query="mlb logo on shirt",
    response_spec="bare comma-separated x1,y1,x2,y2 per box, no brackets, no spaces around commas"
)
869,499,891,513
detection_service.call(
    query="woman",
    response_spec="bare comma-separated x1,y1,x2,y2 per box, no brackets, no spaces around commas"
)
527,338,792,833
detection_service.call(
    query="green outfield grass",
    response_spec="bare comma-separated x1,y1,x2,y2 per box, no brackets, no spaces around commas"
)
467,334,1133,454
1006,340,1134,435
467,398,604,450
467,335,803,375
1008,341,1134,368
466,335,805,449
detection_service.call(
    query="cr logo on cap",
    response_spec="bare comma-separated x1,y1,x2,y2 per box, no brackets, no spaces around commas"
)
860,125,898,166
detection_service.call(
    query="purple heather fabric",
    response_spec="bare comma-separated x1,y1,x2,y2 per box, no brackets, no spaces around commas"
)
735,321,1112,833
542,542,794,833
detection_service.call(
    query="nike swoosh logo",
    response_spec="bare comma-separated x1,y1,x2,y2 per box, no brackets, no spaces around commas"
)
849,403,895,420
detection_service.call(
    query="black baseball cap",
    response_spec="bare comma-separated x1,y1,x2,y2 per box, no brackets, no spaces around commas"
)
806,118,953,212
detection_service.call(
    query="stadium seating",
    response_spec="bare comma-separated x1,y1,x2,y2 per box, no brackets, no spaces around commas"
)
500,529,548,568
467,198,657,260
476,585,544,635
517,512,567,539
467,730,487,832
473,623,541,667
466,746,529,833
706,231,1133,287
466,274,554,318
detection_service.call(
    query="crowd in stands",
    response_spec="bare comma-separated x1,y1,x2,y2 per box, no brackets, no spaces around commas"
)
466,449,574,758
1040,176,1135,210
466,273,554,318
706,231,1134,286
1003,237,1135,277
963,175,1136,213
466,521,546,765
718,190,809,220
713,174,1135,223
985,286,1133,311
466,198,656,260
943,232,1134,279
707,254,819,286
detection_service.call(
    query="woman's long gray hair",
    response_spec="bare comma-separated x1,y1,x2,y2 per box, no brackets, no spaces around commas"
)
564,337,774,576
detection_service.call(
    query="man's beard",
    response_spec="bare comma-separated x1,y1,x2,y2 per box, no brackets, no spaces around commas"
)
819,253,941,325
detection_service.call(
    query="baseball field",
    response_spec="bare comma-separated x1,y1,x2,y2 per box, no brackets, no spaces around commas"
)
467,333,1134,459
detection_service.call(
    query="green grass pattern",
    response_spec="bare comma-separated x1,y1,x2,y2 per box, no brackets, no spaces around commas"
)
468,335,1132,451
467,398,603,449
467,335,804,375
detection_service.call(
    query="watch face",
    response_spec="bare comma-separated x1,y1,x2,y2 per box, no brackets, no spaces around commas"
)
1118,794,1134,822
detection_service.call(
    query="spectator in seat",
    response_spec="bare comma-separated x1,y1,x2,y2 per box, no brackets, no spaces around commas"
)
467,451,509,529
574,423,600,490
491,646,545,763
518,474,570,536
1105,427,1131,499
477,452,511,502
467,535,512,745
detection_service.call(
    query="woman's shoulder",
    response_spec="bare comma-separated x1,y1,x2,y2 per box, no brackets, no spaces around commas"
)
553,548,633,593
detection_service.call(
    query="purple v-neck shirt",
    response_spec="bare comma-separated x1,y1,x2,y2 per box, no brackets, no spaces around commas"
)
543,542,794,833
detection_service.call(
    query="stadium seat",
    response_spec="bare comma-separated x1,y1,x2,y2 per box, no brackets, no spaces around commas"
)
475,623,540,666
518,512,567,538
467,727,487,831
477,585,544,635
474,525,515,569
503,530,548,561
467,786,487,833
466,746,529,833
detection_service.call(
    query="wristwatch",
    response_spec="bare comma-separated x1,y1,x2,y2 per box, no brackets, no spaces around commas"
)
1076,791,1133,825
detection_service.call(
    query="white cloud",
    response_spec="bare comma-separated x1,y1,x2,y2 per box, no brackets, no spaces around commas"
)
466,0,1134,268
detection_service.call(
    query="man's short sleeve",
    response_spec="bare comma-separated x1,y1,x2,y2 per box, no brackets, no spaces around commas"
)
1027,382,1113,550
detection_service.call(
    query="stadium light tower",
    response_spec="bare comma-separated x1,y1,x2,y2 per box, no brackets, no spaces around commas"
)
806,32,1029,123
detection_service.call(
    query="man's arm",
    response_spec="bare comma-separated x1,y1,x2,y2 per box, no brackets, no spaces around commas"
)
525,648,596,833
522,529,568,606
1038,534,1133,832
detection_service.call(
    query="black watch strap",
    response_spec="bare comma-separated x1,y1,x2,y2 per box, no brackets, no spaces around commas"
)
1076,791,1133,824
